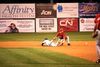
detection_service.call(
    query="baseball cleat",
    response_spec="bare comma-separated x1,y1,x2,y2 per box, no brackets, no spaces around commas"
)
60,43,63,46
68,43,70,46
41,43,44,46
96,59,100,64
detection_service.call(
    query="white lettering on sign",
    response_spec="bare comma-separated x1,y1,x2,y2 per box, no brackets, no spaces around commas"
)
2,5,34,14
60,19,73,27
41,10,52,15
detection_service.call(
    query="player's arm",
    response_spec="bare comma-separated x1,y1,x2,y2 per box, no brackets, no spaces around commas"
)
53,32,59,40
92,22,98,38
63,32,67,40
92,31,98,38
94,22,99,32
94,24,96,33
92,14,100,38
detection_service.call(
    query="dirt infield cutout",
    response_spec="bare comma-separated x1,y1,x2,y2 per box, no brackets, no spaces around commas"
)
0,41,97,62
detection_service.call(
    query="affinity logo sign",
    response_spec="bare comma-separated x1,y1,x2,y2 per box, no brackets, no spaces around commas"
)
57,5,63,12
0,4,35,18
2,5,34,14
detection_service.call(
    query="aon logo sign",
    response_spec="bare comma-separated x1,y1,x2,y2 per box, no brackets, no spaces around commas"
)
41,10,52,15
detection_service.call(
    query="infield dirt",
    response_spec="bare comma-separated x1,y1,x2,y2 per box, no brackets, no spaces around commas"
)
0,41,97,62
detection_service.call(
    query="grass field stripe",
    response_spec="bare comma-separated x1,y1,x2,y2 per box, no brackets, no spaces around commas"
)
0,32,94,41
7,48,57,63
0,48,25,64
0,48,99,67
7,48,94,64
7,48,41,63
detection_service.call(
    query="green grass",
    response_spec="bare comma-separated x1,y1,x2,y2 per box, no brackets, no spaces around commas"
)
0,48,99,67
0,32,95,41
0,32,97,67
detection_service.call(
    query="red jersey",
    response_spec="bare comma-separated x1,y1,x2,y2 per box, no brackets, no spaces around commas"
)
57,32,64,36
57,32,65,39
95,14,100,23
57,28,66,39
95,14,100,30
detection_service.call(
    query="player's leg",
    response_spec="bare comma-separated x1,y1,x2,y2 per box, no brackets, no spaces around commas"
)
66,36,70,46
96,30,100,64
49,40,57,47
56,38,61,46
51,42,57,47
96,45,100,64
59,39,64,46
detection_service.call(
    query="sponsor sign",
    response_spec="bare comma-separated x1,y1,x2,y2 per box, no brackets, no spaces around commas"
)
58,18,78,32
0,20,35,33
79,18,95,32
36,18,57,32
0,4,35,18
79,3,100,17
36,4,56,18
57,3,78,18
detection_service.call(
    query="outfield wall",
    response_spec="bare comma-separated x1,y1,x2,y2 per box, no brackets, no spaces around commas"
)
0,3,100,33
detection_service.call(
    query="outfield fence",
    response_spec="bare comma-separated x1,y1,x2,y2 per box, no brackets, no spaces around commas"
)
0,3,100,33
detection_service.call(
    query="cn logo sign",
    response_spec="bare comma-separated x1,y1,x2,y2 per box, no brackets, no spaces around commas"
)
59,19,73,27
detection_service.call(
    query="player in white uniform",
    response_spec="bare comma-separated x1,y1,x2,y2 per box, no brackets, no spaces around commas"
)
41,38,57,47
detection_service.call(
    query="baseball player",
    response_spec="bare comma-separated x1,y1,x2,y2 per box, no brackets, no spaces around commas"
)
92,13,100,64
53,28,70,46
41,38,57,47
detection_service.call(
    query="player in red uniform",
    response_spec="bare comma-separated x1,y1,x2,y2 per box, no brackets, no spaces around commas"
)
94,14,100,32
92,13,100,64
53,28,70,46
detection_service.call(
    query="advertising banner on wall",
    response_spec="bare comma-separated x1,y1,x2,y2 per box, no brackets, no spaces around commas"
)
0,20,35,33
79,3,100,18
36,4,56,18
58,18,78,32
57,3,78,18
36,18,57,32
79,18,95,32
0,4,35,18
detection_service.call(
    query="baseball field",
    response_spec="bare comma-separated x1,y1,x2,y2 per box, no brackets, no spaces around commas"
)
0,32,100,67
